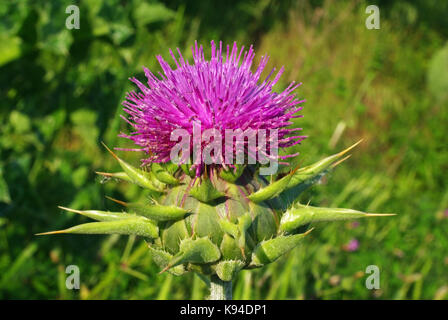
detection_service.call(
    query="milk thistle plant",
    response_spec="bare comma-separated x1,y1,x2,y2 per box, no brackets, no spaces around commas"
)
39,41,393,300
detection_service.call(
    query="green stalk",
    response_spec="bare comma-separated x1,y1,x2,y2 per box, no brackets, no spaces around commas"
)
209,275,232,300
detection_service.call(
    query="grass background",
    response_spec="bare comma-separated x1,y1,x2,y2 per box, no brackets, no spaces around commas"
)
0,0,447,299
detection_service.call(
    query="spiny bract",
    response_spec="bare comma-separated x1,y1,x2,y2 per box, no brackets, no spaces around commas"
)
39,42,393,287
41,140,393,281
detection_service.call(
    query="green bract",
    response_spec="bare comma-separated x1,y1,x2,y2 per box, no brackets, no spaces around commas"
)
39,141,394,297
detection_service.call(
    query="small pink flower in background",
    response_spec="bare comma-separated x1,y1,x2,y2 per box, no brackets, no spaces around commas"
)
351,221,360,228
343,238,359,252
444,209,448,218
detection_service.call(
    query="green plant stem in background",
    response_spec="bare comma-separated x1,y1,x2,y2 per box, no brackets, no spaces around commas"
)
209,276,232,300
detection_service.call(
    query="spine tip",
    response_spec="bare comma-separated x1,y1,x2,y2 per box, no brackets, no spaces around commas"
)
365,213,396,217
36,229,67,236
101,141,119,160
105,196,128,206
58,206,83,214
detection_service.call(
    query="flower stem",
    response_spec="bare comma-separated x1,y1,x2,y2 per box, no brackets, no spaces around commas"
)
209,275,232,300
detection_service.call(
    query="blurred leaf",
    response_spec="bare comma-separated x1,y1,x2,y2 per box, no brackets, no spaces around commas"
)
36,109,66,142
72,166,89,188
133,2,175,26
0,168,11,204
10,111,31,134
0,34,21,66
427,43,448,102
110,23,134,45
0,243,38,287
70,109,99,152
39,29,73,56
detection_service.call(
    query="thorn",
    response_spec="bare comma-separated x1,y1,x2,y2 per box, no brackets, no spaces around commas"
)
331,154,352,168
148,196,159,205
337,139,363,157
101,141,119,161
95,171,114,177
58,206,83,214
36,229,67,236
365,213,397,217
303,227,314,236
290,161,304,175
105,196,128,206
159,265,170,274
240,246,246,260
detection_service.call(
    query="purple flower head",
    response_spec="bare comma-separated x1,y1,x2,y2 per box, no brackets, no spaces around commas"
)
351,221,360,229
120,41,305,174
344,238,360,252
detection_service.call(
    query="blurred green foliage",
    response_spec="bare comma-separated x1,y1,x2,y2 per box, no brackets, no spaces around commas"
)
0,0,447,299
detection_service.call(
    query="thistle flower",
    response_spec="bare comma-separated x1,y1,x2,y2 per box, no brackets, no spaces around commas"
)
120,40,306,174
39,41,394,300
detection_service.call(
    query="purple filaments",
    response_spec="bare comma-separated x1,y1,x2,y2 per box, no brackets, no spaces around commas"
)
120,41,305,174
